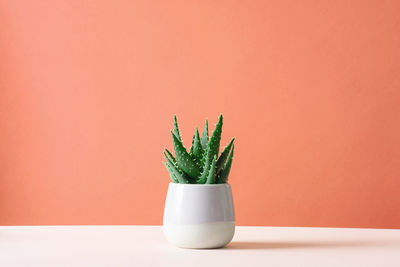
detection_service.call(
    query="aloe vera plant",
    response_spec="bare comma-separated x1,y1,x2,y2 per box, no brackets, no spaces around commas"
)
163,114,235,184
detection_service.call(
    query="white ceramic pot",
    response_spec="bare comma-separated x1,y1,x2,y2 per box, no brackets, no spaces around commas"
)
163,183,235,249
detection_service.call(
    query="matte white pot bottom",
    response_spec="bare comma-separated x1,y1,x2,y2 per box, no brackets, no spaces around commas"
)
163,221,235,249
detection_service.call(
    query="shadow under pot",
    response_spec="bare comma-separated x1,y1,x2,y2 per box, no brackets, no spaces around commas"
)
163,183,235,249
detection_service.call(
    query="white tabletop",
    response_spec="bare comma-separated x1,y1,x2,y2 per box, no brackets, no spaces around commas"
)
0,226,399,266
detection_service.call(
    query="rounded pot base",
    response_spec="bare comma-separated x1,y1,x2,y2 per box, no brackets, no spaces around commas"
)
164,221,235,249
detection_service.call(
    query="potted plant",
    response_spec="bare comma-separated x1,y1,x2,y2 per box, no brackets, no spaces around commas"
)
162,114,235,249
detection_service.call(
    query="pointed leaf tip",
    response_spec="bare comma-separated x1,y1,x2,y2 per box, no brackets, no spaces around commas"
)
216,137,235,174
173,115,182,142
190,127,204,163
201,119,209,150
217,144,234,184
206,114,223,162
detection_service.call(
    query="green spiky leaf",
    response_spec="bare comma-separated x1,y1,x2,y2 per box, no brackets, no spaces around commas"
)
205,114,223,163
197,147,212,184
164,148,176,163
163,161,178,183
163,114,235,184
165,154,189,184
163,151,174,166
171,131,201,180
201,120,209,150
216,137,235,174
206,155,217,184
173,115,182,142
191,128,203,163
217,144,234,184
189,133,195,155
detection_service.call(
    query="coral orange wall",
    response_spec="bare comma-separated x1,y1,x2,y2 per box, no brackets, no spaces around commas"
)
1,0,400,228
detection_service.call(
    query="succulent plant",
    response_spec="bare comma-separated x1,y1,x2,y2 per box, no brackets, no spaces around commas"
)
163,114,235,184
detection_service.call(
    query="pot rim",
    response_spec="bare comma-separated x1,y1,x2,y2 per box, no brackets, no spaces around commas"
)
169,182,231,187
